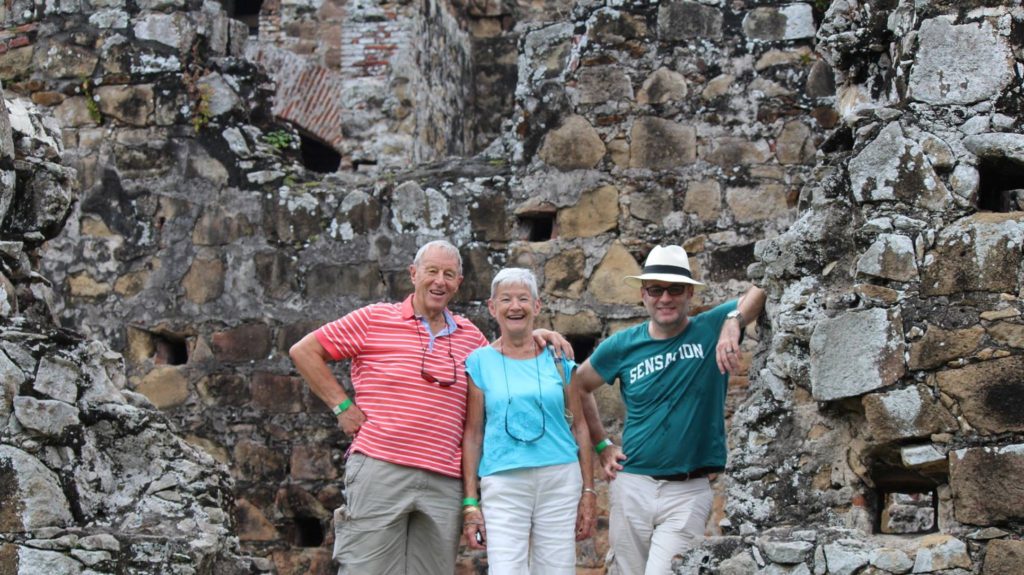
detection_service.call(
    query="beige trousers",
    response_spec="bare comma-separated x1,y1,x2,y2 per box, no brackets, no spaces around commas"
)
606,472,713,575
333,453,462,575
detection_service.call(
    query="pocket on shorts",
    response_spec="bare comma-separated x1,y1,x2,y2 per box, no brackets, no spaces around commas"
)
332,505,350,559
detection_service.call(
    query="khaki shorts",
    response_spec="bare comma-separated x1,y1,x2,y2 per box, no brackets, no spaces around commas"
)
333,453,462,575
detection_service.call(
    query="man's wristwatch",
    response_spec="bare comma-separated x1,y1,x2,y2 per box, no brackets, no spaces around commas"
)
726,309,744,325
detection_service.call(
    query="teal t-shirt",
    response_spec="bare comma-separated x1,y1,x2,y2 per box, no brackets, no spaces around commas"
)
589,300,737,476
466,346,579,477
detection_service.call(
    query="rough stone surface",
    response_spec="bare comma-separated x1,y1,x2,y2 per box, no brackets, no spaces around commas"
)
912,534,971,572
557,185,618,238
848,122,949,209
950,445,1024,525
983,539,1024,575
13,0,1024,572
658,1,722,41
630,117,696,170
809,308,906,401
862,385,956,442
936,356,1024,434
538,115,605,170
920,214,1024,296
0,446,74,531
908,325,985,370
855,234,918,282
589,242,641,304
908,19,1015,105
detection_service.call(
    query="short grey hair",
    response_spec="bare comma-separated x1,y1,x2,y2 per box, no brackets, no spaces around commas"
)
413,240,463,274
490,268,539,299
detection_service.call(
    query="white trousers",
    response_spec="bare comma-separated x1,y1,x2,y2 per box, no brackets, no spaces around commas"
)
480,462,582,575
607,472,713,575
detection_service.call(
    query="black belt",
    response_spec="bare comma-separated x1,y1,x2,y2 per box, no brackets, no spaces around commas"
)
649,467,722,482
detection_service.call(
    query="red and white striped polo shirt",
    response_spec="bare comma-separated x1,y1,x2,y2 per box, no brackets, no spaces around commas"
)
314,295,488,478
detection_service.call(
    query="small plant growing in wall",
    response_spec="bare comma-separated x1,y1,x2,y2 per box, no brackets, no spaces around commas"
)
183,41,213,133
190,85,213,133
80,78,103,124
263,130,293,150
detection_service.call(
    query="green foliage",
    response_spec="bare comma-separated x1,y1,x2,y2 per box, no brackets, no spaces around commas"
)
183,41,212,133
191,86,212,133
263,130,293,150
80,79,103,124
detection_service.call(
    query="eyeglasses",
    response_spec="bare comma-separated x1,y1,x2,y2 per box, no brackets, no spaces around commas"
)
642,284,689,298
505,401,546,443
415,323,459,387
499,342,546,443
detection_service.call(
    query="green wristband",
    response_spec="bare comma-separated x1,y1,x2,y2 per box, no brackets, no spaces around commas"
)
462,497,479,507
595,438,614,454
332,399,353,415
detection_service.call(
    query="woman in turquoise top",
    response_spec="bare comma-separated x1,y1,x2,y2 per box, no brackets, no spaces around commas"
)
461,268,595,574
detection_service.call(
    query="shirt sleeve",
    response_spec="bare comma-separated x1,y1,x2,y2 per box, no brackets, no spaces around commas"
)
588,332,621,387
465,348,487,392
313,305,377,360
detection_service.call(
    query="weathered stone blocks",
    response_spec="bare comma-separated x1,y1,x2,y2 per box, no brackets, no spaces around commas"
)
983,539,1024,575
742,4,815,42
855,233,918,282
908,19,1015,105
862,385,956,442
950,444,1024,525
936,356,1024,434
630,117,696,170
557,185,618,238
908,324,984,370
250,372,304,413
637,68,687,105
920,214,1024,296
848,122,949,209
658,1,722,41
726,184,789,225
809,307,906,401
577,66,633,104
538,115,605,170
544,247,586,298
589,242,641,304
182,253,225,304
211,323,272,362
0,446,75,531
912,534,971,572
134,365,189,409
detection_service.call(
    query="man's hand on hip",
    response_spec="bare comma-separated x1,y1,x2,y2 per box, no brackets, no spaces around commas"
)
337,404,366,436
600,445,627,480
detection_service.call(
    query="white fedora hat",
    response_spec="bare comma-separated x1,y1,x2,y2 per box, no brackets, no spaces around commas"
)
624,245,704,288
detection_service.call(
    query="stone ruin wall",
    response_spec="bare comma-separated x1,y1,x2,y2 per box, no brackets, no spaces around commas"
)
0,63,266,575
0,0,1022,573
248,0,571,170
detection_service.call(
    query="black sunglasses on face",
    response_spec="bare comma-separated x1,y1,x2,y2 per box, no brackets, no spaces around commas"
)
642,285,689,298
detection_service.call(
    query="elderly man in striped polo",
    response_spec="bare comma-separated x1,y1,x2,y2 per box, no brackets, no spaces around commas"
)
290,239,569,575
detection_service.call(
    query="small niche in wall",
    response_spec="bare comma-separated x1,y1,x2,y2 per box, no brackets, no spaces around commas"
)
517,213,556,241
292,516,325,547
300,134,342,174
976,157,1024,212
567,334,598,364
870,461,941,535
878,490,937,534
223,0,262,36
153,332,189,366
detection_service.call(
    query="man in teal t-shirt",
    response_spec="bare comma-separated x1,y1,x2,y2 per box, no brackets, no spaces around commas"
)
575,245,765,575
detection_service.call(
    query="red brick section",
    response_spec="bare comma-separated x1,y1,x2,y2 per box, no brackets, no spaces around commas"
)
0,23,37,55
253,45,344,151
